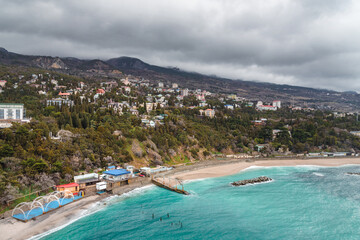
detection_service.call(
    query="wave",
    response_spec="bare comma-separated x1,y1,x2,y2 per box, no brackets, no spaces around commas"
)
183,178,208,184
313,172,324,177
241,165,328,172
28,185,156,240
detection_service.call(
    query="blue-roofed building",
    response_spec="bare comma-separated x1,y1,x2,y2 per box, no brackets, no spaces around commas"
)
224,104,234,110
103,169,135,193
103,169,131,181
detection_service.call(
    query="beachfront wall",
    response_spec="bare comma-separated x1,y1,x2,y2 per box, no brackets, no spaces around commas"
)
106,180,129,191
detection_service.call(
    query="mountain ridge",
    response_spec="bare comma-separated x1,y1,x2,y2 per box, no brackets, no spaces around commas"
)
0,47,359,111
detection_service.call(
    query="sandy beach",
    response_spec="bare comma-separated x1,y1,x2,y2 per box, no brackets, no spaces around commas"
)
0,182,151,240
1,157,360,240
172,157,360,180
0,195,103,240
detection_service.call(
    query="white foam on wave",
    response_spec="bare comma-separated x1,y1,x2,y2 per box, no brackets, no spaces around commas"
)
243,165,266,170
28,185,156,240
241,165,325,172
183,178,208,184
313,172,324,177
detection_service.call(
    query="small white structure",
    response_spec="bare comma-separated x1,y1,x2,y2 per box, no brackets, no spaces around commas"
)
140,166,173,176
74,173,99,183
96,182,107,191
149,121,156,128
126,165,135,176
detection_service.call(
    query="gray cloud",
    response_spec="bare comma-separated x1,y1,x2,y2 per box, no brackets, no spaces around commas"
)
0,0,359,91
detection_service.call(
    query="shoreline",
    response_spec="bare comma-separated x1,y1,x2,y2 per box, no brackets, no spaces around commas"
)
1,157,360,240
0,183,152,240
171,157,360,181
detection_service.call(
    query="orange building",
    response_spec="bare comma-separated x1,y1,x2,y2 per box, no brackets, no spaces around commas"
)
56,182,79,194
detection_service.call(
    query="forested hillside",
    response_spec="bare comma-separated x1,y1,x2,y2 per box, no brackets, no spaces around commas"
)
1,65,360,210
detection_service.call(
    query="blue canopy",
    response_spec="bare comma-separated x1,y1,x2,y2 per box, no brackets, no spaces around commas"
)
103,169,130,176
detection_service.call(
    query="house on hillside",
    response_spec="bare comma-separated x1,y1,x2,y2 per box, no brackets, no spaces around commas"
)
47,98,74,107
96,89,105,94
204,109,215,118
0,103,30,128
0,80,7,87
58,92,71,99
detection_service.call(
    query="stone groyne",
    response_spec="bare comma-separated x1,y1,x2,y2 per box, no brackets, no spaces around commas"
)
231,176,272,186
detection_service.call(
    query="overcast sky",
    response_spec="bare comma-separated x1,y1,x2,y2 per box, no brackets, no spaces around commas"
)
0,0,359,91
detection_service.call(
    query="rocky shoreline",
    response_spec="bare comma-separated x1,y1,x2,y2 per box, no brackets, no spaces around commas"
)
231,176,272,186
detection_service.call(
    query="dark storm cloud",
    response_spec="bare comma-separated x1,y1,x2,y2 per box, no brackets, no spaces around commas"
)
0,0,359,91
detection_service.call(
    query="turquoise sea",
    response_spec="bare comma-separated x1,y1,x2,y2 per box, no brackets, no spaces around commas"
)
37,165,360,240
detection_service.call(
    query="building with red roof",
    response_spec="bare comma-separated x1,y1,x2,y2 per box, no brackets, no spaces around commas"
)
96,89,105,94
204,109,215,118
56,182,79,193
0,80,7,87
58,92,71,96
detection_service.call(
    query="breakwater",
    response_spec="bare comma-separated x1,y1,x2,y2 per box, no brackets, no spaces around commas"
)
231,176,272,186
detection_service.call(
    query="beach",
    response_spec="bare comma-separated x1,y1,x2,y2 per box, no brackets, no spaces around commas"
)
1,157,360,240
172,157,360,180
0,182,151,240
0,195,102,240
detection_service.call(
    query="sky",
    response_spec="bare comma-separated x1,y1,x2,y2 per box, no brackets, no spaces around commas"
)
0,0,359,91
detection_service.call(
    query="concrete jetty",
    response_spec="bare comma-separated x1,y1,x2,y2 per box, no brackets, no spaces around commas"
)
152,177,190,195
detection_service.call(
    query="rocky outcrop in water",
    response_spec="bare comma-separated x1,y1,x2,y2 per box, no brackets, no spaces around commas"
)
231,176,272,186
346,172,360,175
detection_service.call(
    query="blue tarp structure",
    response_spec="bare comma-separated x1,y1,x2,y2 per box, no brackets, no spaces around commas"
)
12,195,82,221
103,169,130,176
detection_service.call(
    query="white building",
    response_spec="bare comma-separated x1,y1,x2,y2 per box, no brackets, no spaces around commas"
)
146,102,155,112
47,98,74,107
201,109,215,118
256,105,277,111
172,83,178,88
256,101,263,107
273,100,281,108
0,80,7,87
181,88,189,96
103,169,131,181
158,82,164,88
0,103,25,120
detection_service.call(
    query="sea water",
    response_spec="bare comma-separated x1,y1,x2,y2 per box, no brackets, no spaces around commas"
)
37,165,360,240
